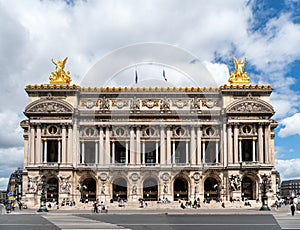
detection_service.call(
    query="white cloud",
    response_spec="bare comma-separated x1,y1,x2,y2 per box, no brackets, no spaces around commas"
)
0,147,23,190
276,159,300,181
0,0,300,189
278,113,300,137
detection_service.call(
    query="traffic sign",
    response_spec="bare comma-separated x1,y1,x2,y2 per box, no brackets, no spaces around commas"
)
8,196,14,201
7,192,13,197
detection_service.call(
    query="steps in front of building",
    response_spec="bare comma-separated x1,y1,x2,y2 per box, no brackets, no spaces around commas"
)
53,200,261,211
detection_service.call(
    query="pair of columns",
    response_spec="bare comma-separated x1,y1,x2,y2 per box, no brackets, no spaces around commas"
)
226,124,271,164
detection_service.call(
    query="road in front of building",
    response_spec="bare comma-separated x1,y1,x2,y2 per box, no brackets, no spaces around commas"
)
0,205,299,230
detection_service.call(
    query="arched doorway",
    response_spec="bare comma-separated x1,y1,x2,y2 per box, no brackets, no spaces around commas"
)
113,178,127,201
46,177,58,202
173,178,188,201
143,178,158,201
242,176,255,200
82,178,96,202
204,177,219,200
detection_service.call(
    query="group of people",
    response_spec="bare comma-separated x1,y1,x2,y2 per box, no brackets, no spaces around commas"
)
92,200,107,213
4,200,23,213
180,198,201,209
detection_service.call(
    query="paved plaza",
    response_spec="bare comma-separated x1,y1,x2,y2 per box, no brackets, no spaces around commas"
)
1,202,300,230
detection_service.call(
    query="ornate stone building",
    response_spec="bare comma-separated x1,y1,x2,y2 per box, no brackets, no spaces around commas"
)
20,58,278,206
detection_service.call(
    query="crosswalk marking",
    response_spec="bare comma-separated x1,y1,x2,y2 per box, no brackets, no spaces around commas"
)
42,214,129,229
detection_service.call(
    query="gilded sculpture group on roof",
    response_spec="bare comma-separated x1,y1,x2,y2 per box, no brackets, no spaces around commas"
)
47,56,250,86
228,57,250,85
49,57,72,85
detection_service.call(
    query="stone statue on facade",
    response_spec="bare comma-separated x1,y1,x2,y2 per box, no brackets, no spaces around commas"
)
228,174,241,191
101,182,106,195
163,183,168,194
130,97,140,111
100,97,110,110
132,184,137,195
160,97,170,111
49,57,72,85
191,97,200,110
60,175,71,193
28,175,39,193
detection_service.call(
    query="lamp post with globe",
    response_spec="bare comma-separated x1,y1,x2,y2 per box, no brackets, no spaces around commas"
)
260,173,271,211
37,175,49,212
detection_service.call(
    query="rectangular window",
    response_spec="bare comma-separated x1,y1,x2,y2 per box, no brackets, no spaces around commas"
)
115,141,127,164
85,141,95,164
242,139,253,161
175,141,186,164
205,141,217,163
145,141,159,165
47,140,58,163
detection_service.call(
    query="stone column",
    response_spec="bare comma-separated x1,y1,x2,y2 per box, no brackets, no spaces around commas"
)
72,120,79,166
142,140,145,165
196,127,202,165
258,125,264,164
160,126,166,165
252,138,256,162
238,138,242,163
130,127,135,165
67,125,73,164
185,140,189,164
221,123,226,166
190,127,196,165
264,125,270,164
105,126,110,165
156,141,159,164
81,141,85,164
125,141,129,165
111,140,115,164
43,139,47,163
30,125,35,164
99,127,104,165
233,125,239,164
215,140,219,163
61,125,66,164
58,138,61,163
172,140,176,164
166,127,172,165
136,127,141,165
202,140,206,164
95,141,98,164
227,125,233,164
36,125,42,164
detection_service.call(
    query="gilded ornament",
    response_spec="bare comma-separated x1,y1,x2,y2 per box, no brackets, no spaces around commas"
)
49,57,72,85
228,57,250,85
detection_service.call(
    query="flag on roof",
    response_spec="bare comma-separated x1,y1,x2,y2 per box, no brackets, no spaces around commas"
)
135,68,138,84
163,69,167,82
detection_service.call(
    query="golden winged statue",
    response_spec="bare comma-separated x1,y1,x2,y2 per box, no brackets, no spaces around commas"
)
49,57,72,84
228,57,250,85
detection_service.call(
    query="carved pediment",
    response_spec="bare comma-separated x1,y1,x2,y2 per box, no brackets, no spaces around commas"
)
226,98,274,115
25,99,73,115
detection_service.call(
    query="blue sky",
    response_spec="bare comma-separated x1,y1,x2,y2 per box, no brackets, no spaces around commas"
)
0,0,300,190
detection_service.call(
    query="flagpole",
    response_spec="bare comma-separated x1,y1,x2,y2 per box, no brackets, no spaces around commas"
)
135,66,138,84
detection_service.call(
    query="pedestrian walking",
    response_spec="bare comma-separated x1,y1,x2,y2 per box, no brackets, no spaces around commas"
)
291,204,296,216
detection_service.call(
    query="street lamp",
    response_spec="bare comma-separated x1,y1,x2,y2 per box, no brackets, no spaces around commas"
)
37,175,48,212
260,173,271,211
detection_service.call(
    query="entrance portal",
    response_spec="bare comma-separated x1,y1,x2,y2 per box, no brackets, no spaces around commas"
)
46,177,58,202
113,178,127,201
204,177,219,200
173,178,188,201
242,176,255,200
82,178,96,202
143,178,158,201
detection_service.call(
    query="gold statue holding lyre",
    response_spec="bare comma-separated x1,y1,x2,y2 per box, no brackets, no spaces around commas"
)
49,57,72,84
228,57,250,85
